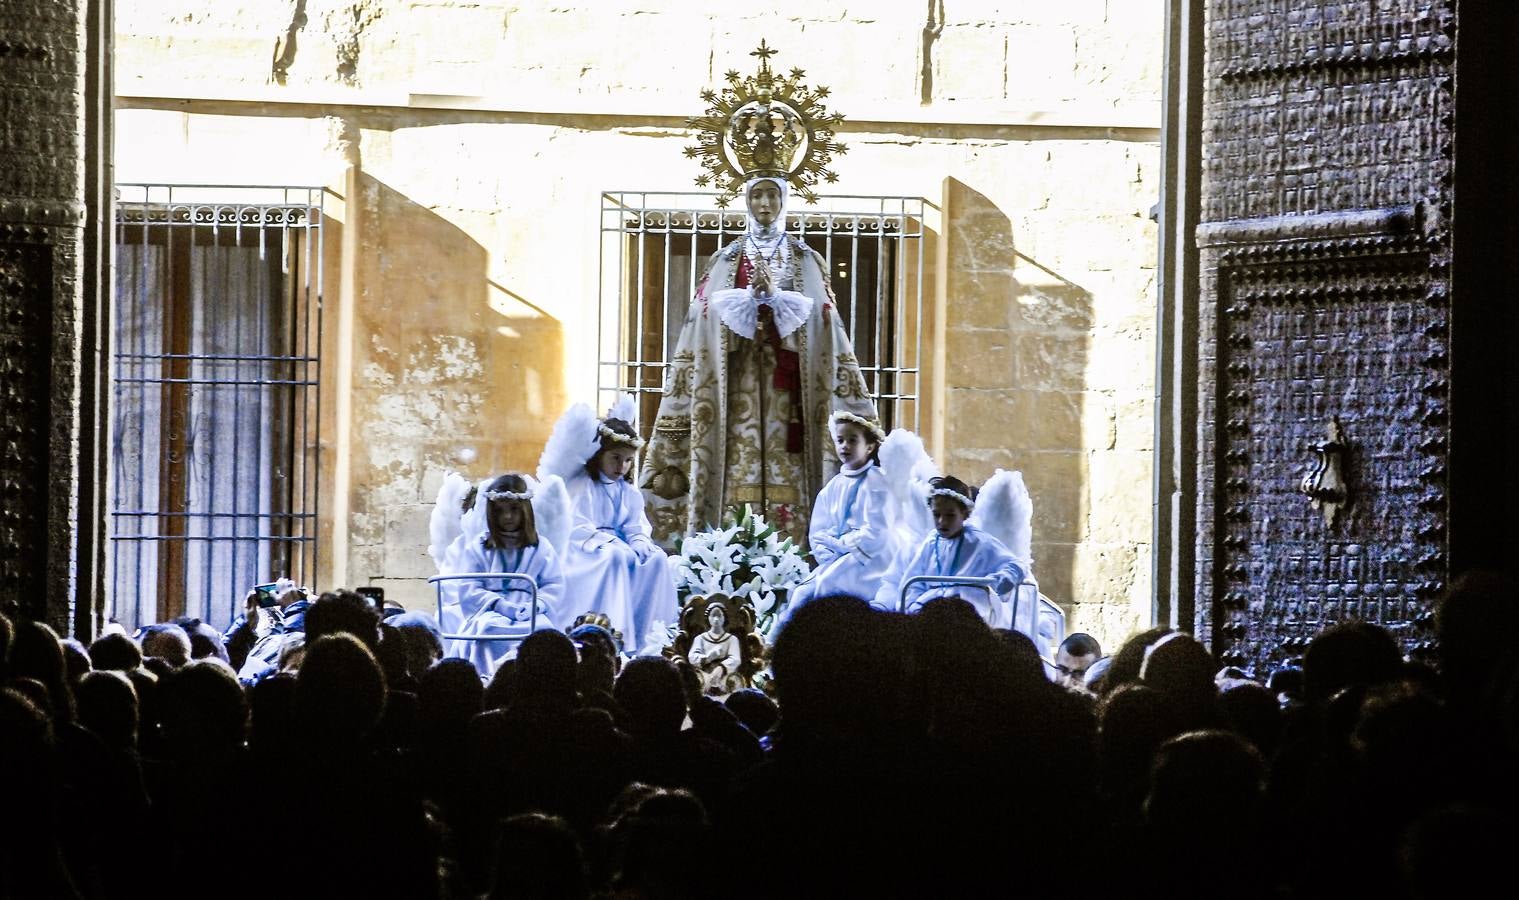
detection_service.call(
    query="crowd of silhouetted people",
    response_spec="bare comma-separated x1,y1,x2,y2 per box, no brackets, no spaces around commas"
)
2,571,1517,899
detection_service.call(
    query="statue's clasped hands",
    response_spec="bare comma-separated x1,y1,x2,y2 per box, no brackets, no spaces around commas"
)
750,258,774,298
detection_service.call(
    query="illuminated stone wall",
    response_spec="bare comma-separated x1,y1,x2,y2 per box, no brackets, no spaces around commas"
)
114,1,1160,647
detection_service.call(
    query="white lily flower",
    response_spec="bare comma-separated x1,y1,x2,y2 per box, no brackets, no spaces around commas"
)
696,567,725,596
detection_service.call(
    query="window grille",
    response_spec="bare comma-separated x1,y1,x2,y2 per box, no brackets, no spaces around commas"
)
109,185,324,630
598,192,926,436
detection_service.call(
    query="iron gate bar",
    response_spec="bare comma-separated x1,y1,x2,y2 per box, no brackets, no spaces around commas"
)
110,184,325,630
112,511,316,518
598,191,925,433
108,535,316,542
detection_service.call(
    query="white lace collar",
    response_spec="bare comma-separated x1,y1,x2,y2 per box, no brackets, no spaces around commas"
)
709,287,812,340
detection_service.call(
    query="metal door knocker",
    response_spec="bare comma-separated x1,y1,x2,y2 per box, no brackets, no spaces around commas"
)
1300,417,1349,527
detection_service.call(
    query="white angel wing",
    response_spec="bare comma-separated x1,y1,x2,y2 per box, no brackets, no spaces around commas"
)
969,468,1034,570
529,473,573,557
428,471,474,571
878,429,936,536
605,391,637,425
536,402,600,485
875,429,938,608
443,476,494,574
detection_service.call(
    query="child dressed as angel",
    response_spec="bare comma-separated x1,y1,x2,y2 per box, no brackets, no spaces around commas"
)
899,475,1027,626
444,472,565,675
541,402,678,657
773,411,894,633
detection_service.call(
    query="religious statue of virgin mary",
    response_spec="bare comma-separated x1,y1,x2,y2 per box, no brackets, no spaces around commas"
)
639,42,878,548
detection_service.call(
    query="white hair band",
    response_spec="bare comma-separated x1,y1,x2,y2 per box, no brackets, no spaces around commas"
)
830,410,886,443
597,421,645,449
927,488,975,511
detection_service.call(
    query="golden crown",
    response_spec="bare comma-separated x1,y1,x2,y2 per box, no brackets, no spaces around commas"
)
684,40,847,208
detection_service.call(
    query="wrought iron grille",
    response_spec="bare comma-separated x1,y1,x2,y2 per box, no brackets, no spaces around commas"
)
598,192,926,435
109,185,324,630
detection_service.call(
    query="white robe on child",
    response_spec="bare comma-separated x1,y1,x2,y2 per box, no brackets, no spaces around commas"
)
899,523,1026,626
785,462,892,615
562,474,678,656
443,535,564,675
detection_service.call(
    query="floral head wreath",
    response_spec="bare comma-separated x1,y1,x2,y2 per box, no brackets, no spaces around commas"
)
598,420,645,450
483,487,534,502
829,410,885,444
927,486,975,512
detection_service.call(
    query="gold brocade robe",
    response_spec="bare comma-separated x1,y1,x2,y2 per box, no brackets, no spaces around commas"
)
639,236,878,549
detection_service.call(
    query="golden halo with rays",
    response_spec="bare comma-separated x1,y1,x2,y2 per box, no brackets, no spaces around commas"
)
683,40,848,208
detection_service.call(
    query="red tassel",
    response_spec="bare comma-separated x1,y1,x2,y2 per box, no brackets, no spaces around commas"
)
773,348,799,391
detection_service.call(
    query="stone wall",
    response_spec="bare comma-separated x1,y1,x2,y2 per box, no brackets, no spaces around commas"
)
114,1,1162,648
0,0,90,631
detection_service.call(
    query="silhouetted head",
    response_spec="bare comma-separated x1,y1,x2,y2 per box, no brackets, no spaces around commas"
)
172,617,230,663
0,687,55,813
76,669,139,752
606,787,711,899
1145,729,1266,831
159,658,247,761
514,629,578,708
418,657,484,736
1103,626,1174,695
59,637,91,683
249,671,299,765
139,623,192,667
614,657,687,740
1436,570,1519,696
490,813,589,900
88,632,143,673
991,627,1048,687
570,622,620,697
376,623,413,690
296,633,386,750
1216,681,1282,759
724,688,779,738
13,621,74,723
305,589,382,651
1140,632,1219,727
772,595,910,743
389,612,444,681
1401,804,1508,899
1352,681,1450,800
1098,683,1183,800
1303,620,1403,705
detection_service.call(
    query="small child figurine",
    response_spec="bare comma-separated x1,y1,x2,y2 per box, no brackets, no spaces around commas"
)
899,475,1026,623
687,600,743,695
774,411,893,631
561,416,678,656
447,472,565,675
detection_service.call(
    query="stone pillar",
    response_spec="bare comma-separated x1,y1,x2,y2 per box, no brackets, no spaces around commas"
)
0,0,107,634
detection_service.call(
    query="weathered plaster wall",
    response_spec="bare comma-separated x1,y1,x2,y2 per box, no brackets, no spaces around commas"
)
114,1,1161,647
